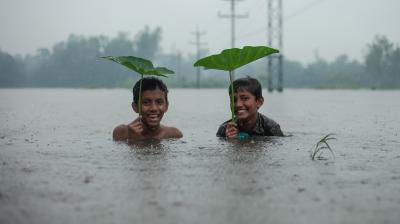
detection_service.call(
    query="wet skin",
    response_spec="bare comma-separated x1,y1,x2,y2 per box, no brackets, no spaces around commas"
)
133,89,168,131
113,89,182,141
225,90,264,139
128,89,168,137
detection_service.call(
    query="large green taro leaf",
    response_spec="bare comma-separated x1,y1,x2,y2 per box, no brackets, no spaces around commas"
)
100,56,174,76
194,46,279,72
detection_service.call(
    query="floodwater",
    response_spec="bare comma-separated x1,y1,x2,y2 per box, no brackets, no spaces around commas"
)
0,88,399,224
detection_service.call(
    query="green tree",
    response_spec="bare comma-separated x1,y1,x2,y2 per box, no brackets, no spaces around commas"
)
134,26,162,60
0,49,24,87
22,26,163,87
365,35,400,88
103,32,134,56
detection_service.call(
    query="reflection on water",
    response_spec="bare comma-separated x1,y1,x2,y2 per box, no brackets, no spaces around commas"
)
1,89,400,224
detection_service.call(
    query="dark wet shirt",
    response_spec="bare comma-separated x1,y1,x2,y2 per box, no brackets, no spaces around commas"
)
216,113,284,137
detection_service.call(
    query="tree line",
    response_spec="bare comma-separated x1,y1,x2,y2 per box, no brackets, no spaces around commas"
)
1,27,399,89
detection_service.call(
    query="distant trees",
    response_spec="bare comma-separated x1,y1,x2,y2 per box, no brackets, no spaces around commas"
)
30,35,107,87
365,35,400,88
283,35,400,89
284,55,364,88
0,27,163,88
0,49,24,87
0,31,399,89
134,26,162,59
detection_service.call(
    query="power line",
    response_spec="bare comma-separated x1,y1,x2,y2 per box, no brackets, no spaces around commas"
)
218,0,248,79
237,0,327,39
285,0,327,21
218,0,249,49
201,1,229,30
236,0,267,36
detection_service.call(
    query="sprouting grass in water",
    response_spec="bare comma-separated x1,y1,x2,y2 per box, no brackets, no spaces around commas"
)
310,133,336,160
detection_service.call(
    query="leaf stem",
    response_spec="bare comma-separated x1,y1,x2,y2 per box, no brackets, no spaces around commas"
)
138,74,144,116
229,71,235,123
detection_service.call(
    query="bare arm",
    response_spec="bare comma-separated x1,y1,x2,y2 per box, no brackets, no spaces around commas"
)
113,125,128,141
165,127,183,139
113,118,144,141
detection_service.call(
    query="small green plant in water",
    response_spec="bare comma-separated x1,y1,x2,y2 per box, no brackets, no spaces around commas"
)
310,133,336,160
193,46,279,123
99,56,174,116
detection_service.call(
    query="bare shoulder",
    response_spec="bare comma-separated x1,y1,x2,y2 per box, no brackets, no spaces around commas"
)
162,126,183,139
113,124,128,141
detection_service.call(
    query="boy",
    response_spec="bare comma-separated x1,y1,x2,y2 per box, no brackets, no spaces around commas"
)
216,76,284,139
113,77,182,142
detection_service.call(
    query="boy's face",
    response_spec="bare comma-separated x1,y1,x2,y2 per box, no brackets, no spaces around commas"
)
233,89,263,122
133,89,168,129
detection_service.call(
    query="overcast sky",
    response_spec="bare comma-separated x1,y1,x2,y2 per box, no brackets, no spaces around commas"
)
0,0,399,64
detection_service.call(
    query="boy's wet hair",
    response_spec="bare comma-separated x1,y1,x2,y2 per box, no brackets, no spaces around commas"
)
229,76,263,99
132,77,169,105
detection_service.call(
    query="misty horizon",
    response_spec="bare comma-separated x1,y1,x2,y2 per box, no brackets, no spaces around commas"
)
1,0,399,64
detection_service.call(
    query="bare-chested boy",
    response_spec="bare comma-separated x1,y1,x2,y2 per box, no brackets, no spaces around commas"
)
113,77,182,142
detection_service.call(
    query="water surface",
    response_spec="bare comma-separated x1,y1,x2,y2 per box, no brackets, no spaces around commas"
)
0,88,399,224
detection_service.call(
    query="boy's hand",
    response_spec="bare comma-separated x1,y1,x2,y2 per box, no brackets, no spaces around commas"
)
225,122,238,139
127,116,144,139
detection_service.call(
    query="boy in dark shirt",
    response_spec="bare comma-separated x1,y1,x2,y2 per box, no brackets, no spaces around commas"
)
216,77,283,139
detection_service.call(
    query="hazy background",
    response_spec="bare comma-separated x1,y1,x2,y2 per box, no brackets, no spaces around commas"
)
1,2,400,222
0,0,399,88
1,0,399,63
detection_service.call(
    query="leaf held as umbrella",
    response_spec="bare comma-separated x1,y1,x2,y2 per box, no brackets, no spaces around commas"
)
194,46,279,72
193,46,279,123
100,56,174,77
100,55,174,116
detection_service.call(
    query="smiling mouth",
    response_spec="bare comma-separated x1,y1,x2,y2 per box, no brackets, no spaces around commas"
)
146,114,160,122
236,109,247,116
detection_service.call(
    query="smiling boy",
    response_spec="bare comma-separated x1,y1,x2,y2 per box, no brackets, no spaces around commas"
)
216,77,284,139
113,77,182,142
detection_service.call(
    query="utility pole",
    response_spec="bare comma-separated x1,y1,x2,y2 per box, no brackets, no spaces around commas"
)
218,0,248,78
175,52,184,87
190,25,206,89
267,0,284,92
